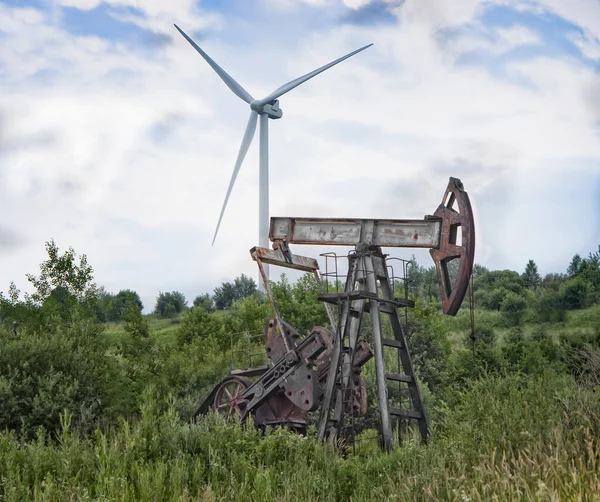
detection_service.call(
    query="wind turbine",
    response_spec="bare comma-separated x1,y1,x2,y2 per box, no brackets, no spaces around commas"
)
175,24,372,282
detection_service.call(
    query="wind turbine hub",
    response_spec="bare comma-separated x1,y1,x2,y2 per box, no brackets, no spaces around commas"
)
251,99,283,119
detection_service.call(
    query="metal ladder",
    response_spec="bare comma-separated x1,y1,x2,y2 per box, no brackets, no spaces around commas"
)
317,245,428,450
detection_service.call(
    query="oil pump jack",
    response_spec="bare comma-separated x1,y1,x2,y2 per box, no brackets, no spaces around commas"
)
196,177,475,450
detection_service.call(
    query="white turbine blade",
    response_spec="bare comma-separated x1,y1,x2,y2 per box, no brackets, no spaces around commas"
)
174,24,254,104
257,43,373,106
212,110,259,245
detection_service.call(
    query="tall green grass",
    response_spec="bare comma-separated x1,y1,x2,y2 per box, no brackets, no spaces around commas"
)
1,371,598,501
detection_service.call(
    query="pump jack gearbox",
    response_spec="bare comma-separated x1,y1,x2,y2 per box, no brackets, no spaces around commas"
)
196,177,475,450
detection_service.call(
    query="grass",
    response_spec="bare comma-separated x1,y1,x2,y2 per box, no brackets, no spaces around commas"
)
104,315,182,348
5,307,598,500
0,372,598,501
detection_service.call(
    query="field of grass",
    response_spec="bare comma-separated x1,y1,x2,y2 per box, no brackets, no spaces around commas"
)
1,371,598,501
3,303,600,500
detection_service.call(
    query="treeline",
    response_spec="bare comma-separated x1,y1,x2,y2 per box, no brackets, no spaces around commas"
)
407,247,600,324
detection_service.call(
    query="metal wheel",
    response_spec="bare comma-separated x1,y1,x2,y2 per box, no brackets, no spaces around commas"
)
213,377,249,419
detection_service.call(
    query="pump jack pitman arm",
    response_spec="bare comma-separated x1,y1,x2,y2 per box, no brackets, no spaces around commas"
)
253,177,475,315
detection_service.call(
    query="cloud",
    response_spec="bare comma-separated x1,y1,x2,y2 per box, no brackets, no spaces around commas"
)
0,227,27,253
1,0,599,310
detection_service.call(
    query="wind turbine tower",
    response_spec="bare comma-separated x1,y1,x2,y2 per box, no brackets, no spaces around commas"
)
175,25,372,285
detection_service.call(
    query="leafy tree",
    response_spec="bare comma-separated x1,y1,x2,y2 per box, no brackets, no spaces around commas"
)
234,274,258,299
406,257,425,297
522,260,541,290
193,293,215,313
474,270,524,296
101,289,143,322
154,291,187,318
567,254,583,277
405,257,439,300
560,277,590,310
1,240,99,328
213,274,258,310
541,273,565,292
269,273,328,332
213,282,236,310
123,304,149,339
472,264,489,279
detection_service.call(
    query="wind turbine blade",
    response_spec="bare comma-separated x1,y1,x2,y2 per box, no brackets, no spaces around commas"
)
174,24,254,104
212,110,259,245
257,43,373,106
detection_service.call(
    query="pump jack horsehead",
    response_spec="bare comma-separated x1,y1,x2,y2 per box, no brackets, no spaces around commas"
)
196,178,475,450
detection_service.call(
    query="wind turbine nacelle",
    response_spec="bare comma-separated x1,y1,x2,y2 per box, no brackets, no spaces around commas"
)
261,100,283,119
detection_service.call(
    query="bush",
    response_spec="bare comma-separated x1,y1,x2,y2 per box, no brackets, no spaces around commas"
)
0,321,127,435
406,299,452,393
178,307,225,346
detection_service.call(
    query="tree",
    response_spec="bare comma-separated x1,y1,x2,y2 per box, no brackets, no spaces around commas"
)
522,260,541,290
560,277,590,310
567,254,583,277
154,291,187,318
541,273,565,292
472,264,489,279
233,274,257,300
193,293,215,312
213,282,236,310
0,240,99,327
108,290,143,322
406,257,425,297
213,274,258,310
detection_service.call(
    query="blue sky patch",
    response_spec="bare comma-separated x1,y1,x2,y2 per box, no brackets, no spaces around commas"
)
59,3,172,47
2,0,47,9
340,1,398,26
481,4,597,68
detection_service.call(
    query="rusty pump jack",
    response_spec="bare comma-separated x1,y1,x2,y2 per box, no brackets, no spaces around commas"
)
196,177,475,450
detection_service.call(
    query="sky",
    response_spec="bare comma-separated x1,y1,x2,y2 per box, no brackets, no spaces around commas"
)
1,0,599,312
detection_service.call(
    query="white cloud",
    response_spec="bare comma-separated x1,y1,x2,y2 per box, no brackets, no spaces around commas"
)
1,1,599,311
569,29,600,60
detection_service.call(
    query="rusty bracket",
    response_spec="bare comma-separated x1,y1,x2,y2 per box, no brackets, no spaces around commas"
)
250,245,337,329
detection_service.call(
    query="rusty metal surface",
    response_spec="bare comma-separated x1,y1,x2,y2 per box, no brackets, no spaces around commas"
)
250,245,320,272
429,177,475,316
264,319,300,364
270,217,441,248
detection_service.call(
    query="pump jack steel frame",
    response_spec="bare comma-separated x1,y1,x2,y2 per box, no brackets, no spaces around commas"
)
196,177,475,450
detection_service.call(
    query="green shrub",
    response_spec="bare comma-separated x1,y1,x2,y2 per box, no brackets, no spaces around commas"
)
500,291,527,326
0,321,128,435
